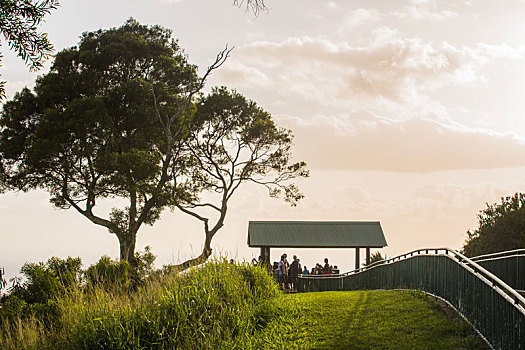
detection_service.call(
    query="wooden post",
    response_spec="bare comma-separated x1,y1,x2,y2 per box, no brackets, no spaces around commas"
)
355,248,360,270
260,246,270,270
366,248,371,266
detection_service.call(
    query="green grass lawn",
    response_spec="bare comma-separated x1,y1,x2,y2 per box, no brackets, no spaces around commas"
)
283,290,488,350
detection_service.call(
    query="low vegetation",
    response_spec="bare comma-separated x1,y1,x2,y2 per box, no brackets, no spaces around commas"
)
0,256,299,349
0,254,488,349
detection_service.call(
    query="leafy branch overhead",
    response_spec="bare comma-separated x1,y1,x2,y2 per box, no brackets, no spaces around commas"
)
0,0,59,98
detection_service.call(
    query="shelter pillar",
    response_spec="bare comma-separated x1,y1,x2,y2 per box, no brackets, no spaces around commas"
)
260,246,270,269
366,248,371,266
355,248,360,270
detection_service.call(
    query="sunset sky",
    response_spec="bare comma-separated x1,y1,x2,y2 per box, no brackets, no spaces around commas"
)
2,0,525,278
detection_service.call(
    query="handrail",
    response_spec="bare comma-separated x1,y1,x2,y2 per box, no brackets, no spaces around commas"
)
301,247,525,311
298,247,525,349
470,248,525,261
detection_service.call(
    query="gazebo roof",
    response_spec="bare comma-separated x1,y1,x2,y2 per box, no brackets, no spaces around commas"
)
248,221,387,248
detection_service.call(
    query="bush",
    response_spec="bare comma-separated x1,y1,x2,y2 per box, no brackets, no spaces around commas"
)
1,258,298,349
0,257,81,327
64,261,286,349
85,256,130,291
129,245,156,288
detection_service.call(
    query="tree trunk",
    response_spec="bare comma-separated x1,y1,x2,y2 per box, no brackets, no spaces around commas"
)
173,233,213,271
119,234,137,265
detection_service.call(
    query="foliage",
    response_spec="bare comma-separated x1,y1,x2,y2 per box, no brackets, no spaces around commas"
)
0,0,59,98
0,248,157,328
85,256,130,291
129,245,157,286
171,87,308,269
0,256,81,325
0,267,6,294
462,192,525,257
365,251,387,266
15,257,81,304
0,19,199,262
0,260,296,350
0,20,306,269
84,246,156,290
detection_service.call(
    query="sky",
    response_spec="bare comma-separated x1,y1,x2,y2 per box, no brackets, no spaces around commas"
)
2,0,525,280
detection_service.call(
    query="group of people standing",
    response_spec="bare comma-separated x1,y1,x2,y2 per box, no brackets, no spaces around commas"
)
272,254,339,291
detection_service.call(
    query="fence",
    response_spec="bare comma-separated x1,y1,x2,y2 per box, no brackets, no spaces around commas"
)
297,248,525,350
470,249,525,292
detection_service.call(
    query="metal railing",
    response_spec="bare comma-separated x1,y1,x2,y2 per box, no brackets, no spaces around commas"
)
469,249,525,292
297,248,525,350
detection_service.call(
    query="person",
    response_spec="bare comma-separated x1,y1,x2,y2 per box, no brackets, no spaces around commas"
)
323,258,331,275
272,261,279,281
302,266,309,275
332,265,340,275
283,253,290,270
289,255,300,290
277,254,288,289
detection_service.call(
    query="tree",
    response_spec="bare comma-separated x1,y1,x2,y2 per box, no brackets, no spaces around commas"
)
0,19,307,269
0,19,226,263
167,87,308,269
0,0,59,98
462,193,525,257
364,251,387,267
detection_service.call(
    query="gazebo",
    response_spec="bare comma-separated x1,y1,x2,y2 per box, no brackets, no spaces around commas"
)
247,221,387,270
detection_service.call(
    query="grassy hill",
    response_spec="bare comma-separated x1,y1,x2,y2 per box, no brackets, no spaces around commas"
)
0,260,488,349
284,290,488,350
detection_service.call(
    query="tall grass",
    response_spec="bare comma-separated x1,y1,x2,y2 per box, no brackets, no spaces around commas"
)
0,260,298,349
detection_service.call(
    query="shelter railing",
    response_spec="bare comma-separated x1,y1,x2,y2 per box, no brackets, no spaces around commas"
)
297,248,525,350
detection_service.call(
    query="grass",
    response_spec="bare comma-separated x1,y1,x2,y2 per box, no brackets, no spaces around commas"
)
287,290,489,350
0,261,299,350
1,261,490,349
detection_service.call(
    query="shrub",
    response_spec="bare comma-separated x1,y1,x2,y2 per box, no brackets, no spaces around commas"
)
85,256,130,291
64,261,286,349
0,257,82,327
1,258,297,349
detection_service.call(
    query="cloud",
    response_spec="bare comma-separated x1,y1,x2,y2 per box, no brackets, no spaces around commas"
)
219,33,522,121
340,8,382,30
281,113,525,172
392,0,459,21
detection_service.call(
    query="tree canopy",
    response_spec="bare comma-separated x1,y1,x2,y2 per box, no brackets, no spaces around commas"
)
171,87,308,269
461,193,525,257
0,19,201,262
0,19,307,268
0,0,59,98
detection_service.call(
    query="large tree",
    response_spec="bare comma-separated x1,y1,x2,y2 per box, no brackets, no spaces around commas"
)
0,19,307,268
462,193,525,257
0,19,224,263
167,87,308,269
0,0,59,98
